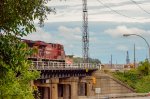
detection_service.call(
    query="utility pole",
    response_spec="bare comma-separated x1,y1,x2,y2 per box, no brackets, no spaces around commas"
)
82,0,89,63
111,54,112,68
134,44,136,68
126,51,130,64
123,34,150,62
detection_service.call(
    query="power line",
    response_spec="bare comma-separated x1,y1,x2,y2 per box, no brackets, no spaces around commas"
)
96,0,137,19
96,0,149,20
130,0,150,15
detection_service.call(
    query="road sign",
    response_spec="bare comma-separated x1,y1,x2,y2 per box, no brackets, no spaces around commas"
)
95,88,101,94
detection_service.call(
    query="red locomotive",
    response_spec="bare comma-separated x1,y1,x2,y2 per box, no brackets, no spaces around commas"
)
23,39,65,62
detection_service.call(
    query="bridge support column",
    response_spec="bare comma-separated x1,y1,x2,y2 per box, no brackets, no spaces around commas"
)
85,76,94,96
63,84,70,99
60,77,79,99
51,78,59,99
78,82,86,96
71,78,78,99
86,82,92,96
44,87,49,99
78,78,87,96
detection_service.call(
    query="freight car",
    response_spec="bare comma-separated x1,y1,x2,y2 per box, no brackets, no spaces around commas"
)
23,39,65,62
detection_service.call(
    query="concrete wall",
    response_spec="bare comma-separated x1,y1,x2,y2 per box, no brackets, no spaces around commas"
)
33,70,135,99
93,72,135,95
33,76,95,99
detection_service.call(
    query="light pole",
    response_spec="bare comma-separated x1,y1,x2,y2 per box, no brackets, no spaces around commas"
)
123,34,150,61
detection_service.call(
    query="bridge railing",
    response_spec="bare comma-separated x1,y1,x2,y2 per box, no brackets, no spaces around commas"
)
30,61,100,70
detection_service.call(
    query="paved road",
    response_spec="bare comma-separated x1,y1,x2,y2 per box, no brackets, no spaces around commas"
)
117,96,150,99
79,96,150,99
81,96,150,99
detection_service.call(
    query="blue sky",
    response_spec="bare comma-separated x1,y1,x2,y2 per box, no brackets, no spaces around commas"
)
23,0,150,64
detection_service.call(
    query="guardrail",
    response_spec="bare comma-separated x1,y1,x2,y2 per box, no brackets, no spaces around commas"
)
30,61,100,70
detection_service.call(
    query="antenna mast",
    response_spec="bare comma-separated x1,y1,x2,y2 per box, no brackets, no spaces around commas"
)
126,51,130,64
82,0,89,63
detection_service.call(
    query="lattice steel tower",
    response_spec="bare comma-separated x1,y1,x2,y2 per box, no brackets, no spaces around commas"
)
82,0,89,63
126,51,130,64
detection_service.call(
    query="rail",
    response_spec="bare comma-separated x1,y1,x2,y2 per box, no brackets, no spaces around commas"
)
30,61,100,70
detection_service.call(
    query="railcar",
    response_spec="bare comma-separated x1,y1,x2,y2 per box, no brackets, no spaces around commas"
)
23,39,65,62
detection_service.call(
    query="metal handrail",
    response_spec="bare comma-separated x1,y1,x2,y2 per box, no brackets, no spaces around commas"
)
30,61,100,70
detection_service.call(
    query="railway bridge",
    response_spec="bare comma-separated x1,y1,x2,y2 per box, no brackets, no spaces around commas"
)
31,61,99,99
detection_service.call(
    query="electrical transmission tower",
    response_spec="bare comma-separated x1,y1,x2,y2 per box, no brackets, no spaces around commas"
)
82,0,89,63
126,51,130,64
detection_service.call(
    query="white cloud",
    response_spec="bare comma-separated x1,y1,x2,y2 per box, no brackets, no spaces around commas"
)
136,46,145,50
58,26,81,40
22,27,52,43
116,45,128,51
105,25,150,37
43,0,150,23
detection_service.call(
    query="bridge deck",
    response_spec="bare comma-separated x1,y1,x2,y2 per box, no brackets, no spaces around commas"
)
30,61,99,79
31,61,100,70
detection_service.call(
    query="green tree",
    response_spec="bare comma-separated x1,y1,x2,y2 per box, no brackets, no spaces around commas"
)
0,0,55,98
0,35,39,99
137,59,150,76
0,0,54,36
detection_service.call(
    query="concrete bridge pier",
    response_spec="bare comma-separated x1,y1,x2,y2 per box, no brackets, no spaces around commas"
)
51,78,59,99
33,78,59,99
60,77,79,99
43,87,49,99
85,76,95,96
33,76,96,99
70,78,79,99
78,76,95,97
78,82,86,96
78,78,87,96
63,84,70,99
84,76,94,96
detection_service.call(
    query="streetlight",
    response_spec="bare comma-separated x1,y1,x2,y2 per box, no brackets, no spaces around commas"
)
123,34,150,61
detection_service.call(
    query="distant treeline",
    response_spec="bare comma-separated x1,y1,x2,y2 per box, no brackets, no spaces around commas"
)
73,57,101,64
